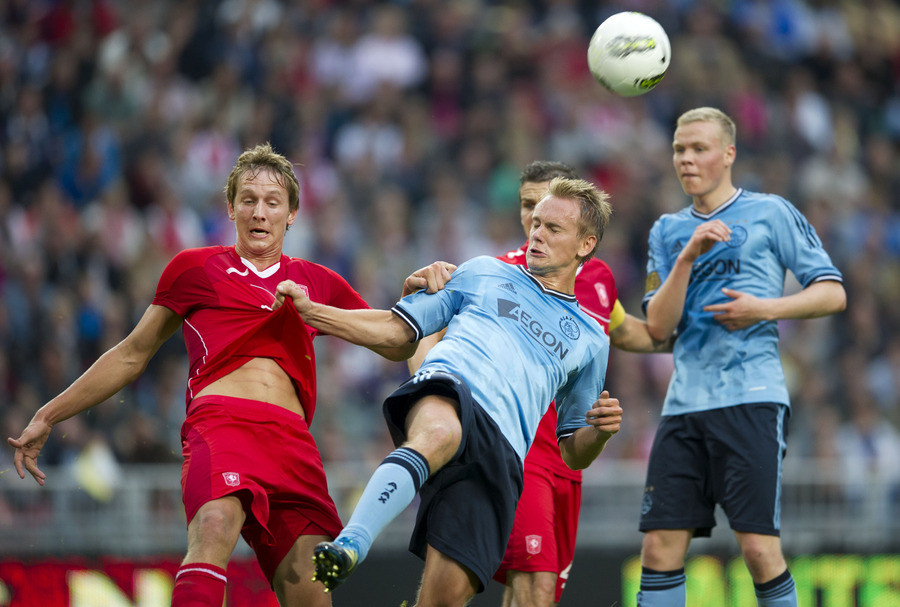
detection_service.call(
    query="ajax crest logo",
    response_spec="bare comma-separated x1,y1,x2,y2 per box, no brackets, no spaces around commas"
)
641,485,654,515
725,225,748,248
559,315,580,340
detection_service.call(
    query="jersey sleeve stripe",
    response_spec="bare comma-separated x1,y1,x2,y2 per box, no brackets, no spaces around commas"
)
556,430,575,443
808,274,844,286
391,304,423,341
776,197,822,248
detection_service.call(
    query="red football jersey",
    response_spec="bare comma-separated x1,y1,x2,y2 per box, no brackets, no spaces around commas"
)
153,246,369,422
499,244,617,480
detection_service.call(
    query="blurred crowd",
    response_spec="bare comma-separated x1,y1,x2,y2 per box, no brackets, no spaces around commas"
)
1,0,899,513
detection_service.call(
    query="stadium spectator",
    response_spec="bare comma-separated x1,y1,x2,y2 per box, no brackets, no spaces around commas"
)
839,393,900,543
636,107,846,607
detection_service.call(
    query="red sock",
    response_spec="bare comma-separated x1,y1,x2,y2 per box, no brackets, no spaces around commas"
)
171,563,227,607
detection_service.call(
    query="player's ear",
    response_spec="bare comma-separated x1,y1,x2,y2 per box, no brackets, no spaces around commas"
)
579,234,597,259
287,208,298,226
723,143,736,168
226,201,236,221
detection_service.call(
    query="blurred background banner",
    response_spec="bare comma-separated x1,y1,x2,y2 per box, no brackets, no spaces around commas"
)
0,550,898,606
1,0,898,606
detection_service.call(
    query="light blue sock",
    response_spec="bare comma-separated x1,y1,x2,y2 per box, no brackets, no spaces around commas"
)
755,569,797,607
337,447,430,563
636,567,686,607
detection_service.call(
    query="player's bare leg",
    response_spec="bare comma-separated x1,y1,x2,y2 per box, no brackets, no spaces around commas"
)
734,531,788,582
173,496,245,606
639,528,691,571
735,532,797,606
274,534,333,606
504,570,558,607
183,496,246,567
413,545,479,607
637,529,691,606
402,395,463,470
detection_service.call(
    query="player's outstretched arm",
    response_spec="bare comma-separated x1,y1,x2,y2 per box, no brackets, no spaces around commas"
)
558,391,622,470
609,313,675,353
275,281,418,361
7,304,182,485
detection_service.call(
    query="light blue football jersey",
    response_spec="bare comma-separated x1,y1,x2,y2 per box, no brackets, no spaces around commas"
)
392,255,610,460
643,189,843,415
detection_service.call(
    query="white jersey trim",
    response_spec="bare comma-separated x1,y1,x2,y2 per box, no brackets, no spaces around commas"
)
183,318,209,400
240,256,281,278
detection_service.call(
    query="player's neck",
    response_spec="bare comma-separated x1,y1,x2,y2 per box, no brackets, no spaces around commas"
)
531,270,576,295
234,244,282,272
692,183,738,215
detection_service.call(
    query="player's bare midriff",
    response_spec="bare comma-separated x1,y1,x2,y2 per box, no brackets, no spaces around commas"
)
194,357,306,420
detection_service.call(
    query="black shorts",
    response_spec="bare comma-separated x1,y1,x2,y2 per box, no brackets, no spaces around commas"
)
639,402,790,537
383,370,525,592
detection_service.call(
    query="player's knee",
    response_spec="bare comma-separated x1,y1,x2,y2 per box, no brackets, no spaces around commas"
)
640,531,665,559
407,425,460,472
738,535,785,581
640,530,688,570
406,399,462,467
190,501,244,542
528,578,557,607
430,417,462,453
510,571,556,607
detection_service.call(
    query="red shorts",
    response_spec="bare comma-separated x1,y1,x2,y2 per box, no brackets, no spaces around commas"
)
492,462,582,603
181,396,343,583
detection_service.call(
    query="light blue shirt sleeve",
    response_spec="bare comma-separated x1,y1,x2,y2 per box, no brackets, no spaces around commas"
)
555,353,607,440
642,211,684,312
769,196,844,287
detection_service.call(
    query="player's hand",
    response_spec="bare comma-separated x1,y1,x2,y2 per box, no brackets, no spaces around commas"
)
8,418,52,485
402,262,457,297
273,280,313,315
703,287,769,331
679,219,731,263
586,390,622,435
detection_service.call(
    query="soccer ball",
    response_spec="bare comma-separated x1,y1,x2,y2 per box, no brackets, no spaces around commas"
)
587,12,670,97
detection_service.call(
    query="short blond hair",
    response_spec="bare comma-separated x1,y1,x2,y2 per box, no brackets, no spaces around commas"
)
224,142,300,213
546,177,612,260
677,107,736,147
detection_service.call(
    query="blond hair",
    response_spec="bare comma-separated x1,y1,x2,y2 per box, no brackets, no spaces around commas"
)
676,107,736,147
224,142,300,213
546,177,612,260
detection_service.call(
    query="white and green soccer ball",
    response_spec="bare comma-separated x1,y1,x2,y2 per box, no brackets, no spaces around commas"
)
587,12,671,97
